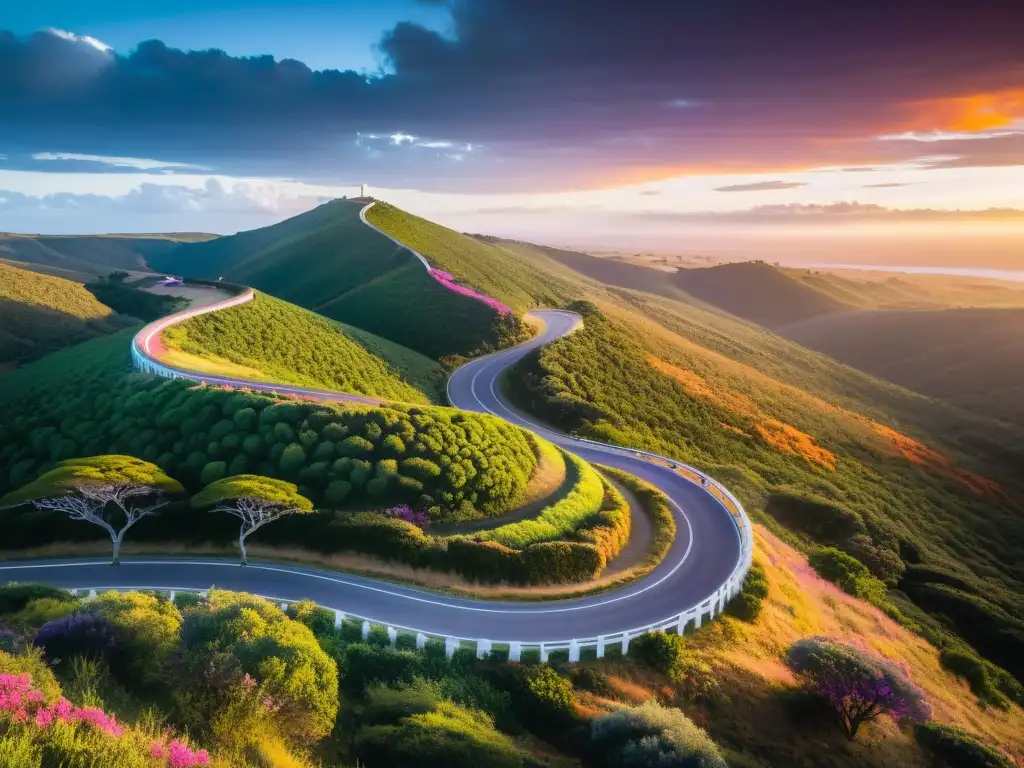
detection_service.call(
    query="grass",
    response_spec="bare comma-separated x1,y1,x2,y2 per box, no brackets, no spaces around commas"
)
0,262,136,365
338,321,447,402
0,231,201,278
161,290,433,403
150,199,523,359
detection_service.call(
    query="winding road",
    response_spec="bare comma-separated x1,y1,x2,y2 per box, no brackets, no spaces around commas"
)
2,205,752,656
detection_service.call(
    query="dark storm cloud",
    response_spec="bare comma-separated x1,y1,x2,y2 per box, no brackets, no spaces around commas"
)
714,181,807,193
1,1,1023,190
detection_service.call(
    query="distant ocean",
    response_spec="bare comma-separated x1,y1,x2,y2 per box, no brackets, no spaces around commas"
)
799,264,1024,283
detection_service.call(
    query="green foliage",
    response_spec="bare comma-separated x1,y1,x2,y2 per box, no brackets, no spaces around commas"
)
939,647,1023,710
339,642,425,693
85,591,181,682
178,589,339,741
285,599,336,638
85,279,187,321
1,454,184,507
590,700,728,768
0,583,76,617
915,722,1015,768
0,648,62,703
163,291,433,403
478,452,605,547
354,681,526,768
809,547,888,605
0,262,135,365
496,664,576,730
190,474,310,512
725,562,769,622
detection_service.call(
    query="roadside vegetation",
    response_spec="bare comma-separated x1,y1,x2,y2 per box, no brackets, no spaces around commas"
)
1,568,1019,768
0,262,136,366
162,291,434,403
506,299,1024,695
85,272,188,322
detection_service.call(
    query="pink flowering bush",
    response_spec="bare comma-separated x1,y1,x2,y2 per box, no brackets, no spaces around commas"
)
1,671,210,766
787,637,931,740
429,269,513,315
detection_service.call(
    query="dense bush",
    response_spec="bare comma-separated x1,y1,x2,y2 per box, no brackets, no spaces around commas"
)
0,365,538,518
590,700,727,768
492,664,576,732
0,583,76,617
34,613,123,668
939,646,1023,710
353,681,525,768
787,637,931,740
85,591,181,683
725,562,769,622
915,722,1015,768
809,547,888,605
85,279,187,321
178,590,338,742
339,642,426,693
163,291,432,403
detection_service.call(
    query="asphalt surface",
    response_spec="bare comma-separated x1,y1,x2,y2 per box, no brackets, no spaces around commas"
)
5,310,742,644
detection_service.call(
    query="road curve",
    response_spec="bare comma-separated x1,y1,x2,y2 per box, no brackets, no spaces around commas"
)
6,210,751,648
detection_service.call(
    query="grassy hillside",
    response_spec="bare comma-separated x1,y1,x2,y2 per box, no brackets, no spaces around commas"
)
0,232,213,278
674,260,852,328
0,262,137,366
366,203,580,312
338,321,447,402
162,291,437,403
152,199,529,359
781,307,1024,429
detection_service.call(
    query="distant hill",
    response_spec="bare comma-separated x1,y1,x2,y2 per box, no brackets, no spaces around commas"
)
0,232,217,278
674,261,852,328
782,307,1024,428
0,262,136,367
152,199,576,359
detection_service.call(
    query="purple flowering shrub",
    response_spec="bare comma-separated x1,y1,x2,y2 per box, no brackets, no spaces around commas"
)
34,612,122,667
383,504,431,527
429,269,513,315
787,637,931,740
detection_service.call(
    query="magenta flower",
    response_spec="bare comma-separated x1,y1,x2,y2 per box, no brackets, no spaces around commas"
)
428,268,513,315
383,504,430,527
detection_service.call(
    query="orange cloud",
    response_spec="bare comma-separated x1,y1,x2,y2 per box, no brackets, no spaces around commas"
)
902,88,1024,133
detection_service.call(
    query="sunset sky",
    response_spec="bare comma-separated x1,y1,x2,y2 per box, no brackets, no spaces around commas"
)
2,0,1023,248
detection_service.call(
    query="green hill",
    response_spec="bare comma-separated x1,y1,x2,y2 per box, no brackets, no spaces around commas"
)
161,291,441,404
0,262,136,366
151,199,540,359
674,261,852,328
0,232,215,278
782,306,1024,429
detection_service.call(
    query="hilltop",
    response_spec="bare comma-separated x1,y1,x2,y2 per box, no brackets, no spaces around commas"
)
150,199,572,359
0,262,136,367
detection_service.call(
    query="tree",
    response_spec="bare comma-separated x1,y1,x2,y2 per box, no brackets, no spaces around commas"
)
190,474,314,565
787,637,931,740
590,700,727,768
0,455,184,565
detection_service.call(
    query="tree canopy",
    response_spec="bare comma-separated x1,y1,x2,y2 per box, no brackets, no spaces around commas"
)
1,455,184,508
189,474,313,512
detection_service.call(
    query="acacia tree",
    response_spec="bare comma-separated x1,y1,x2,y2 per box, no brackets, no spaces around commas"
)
787,637,931,740
0,455,184,565
191,474,314,565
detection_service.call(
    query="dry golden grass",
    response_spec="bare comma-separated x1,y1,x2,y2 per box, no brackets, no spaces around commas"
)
519,437,568,507
690,525,1024,761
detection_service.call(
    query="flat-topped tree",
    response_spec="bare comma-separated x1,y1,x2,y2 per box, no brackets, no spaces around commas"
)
0,455,184,565
191,475,314,565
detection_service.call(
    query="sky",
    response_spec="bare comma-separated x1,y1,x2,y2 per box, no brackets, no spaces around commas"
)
2,0,1024,254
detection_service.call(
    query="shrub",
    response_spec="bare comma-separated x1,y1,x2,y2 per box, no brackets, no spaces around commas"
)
809,547,888,605
340,643,425,694
0,583,76,617
495,664,575,731
915,722,1015,768
340,436,374,457
8,598,80,631
285,600,335,638
590,700,727,768
34,613,123,667
726,562,769,622
939,647,1018,710
787,637,931,740
199,460,227,485
85,591,182,683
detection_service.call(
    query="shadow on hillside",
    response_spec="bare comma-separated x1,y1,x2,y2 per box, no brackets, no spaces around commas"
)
0,297,137,366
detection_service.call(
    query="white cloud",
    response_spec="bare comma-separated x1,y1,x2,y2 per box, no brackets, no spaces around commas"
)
876,126,1024,142
389,132,417,145
45,28,112,54
31,152,209,171
665,98,700,108
417,140,454,149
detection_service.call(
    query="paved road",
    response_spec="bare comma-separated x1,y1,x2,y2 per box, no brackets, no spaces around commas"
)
3,310,742,644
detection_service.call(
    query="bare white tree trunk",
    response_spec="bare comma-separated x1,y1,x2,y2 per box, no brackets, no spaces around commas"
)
214,498,303,567
32,483,168,565
239,526,249,566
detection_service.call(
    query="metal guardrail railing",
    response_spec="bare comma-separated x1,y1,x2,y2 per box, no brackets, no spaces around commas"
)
117,209,756,663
